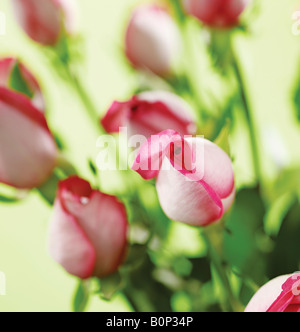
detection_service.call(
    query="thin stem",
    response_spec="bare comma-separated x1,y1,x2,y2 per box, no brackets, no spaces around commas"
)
181,23,208,124
123,288,143,313
168,0,186,24
202,229,243,312
65,65,105,134
125,295,139,313
122,275,159,313
50,33,105,134
230,41,262,185
168,0,208,124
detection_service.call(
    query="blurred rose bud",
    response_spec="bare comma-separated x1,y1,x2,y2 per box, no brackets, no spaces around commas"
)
101,90,197,138
125,5,181,76
132,130,235,226
0,87,57,189
183,0,251,28
48,176,129,279
11,0,77,46
0,57,44,111
245,273,300,312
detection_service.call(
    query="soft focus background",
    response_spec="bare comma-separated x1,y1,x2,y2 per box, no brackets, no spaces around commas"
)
0,0,300,312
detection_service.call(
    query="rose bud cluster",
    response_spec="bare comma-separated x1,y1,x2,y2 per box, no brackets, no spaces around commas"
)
0,57,44,111
11,0,77,46
183,0,251,28
125,4,181,76
101,90,197,138
48,176,129,279
132,130,235,227
245,273,300,312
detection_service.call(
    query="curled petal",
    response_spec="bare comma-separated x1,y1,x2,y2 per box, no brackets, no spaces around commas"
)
132,129,182,180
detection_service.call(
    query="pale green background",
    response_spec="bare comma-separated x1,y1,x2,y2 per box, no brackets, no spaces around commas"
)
0,0,300,312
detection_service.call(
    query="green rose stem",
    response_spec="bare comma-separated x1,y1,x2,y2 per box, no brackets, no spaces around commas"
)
123,278,157,312
37,40,107,203
122,288,142,313
167,0,208,125
46,33,105,135
64,64,105,135
230,40,262,185
37,42,110,204
202,223,243,312
180,23,208,123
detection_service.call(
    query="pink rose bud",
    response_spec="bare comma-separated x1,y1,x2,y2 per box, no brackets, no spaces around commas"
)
0,87,57,189
132,130,235,226
183,0,251,28
0,57,44,111
48,176,129,279
11,0,77,46
101,90,197,138
125,5,181,76
245,273,300,312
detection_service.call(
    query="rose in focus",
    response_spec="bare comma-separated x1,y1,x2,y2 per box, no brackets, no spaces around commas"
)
132,130,235,226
